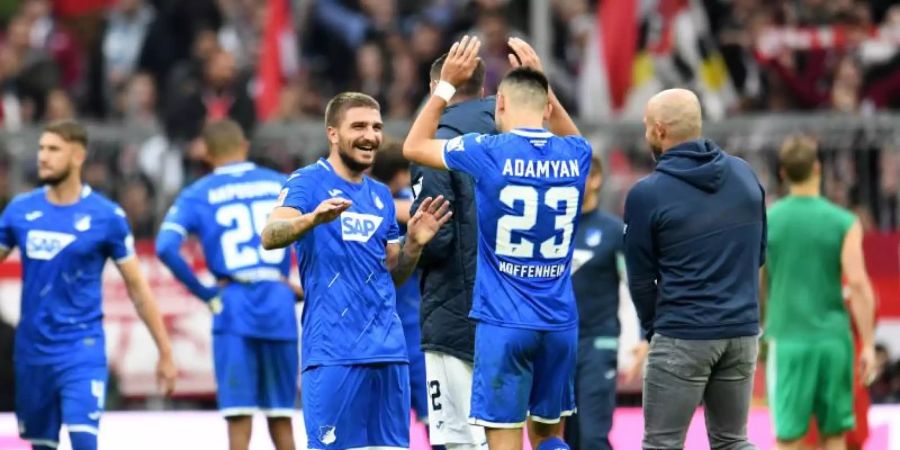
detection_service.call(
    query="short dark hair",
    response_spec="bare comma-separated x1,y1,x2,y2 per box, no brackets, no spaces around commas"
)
430,53,486,98
501,67,549,93
370,140,409,184
202,119,246,158
325,92,380,128
779,135,818,183
43,120,88,148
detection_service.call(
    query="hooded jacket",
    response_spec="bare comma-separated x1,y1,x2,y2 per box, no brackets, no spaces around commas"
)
409,97,496,362
623,139,766,340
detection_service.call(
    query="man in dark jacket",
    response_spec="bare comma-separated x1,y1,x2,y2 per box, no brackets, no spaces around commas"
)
409,54,494,450
624,89,765,450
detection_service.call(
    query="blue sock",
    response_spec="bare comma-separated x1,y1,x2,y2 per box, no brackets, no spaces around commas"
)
537,436,570,450
69,431,97,450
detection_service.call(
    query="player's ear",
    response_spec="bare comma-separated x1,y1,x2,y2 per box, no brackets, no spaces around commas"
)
813,160,822,178
326,125,340,146
479,87,485,98
72,143,87,166
543,101,553,122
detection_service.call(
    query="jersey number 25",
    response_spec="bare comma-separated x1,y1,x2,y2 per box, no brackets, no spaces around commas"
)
216,200,286,269
496,185,579,259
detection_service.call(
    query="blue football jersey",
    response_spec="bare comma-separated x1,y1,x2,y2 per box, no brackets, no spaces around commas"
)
442,128,592,330
0,186,135,364
159,162,297,340
280,158,406,369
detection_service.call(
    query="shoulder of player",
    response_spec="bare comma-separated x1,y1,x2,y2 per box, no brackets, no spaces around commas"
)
84,190,129,220
3,187,44,210
284,162,324,187
365,176,393,199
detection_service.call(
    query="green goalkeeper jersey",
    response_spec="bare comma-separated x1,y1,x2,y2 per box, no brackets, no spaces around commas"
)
765,195,856,340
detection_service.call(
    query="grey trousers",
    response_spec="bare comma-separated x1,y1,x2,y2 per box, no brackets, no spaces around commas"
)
642,334,759,450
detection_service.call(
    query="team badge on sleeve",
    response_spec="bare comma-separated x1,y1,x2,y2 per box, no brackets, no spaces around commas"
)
446,136,465,152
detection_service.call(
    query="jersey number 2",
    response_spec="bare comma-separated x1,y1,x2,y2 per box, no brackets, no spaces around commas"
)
216,200,285,269
496,185,579,258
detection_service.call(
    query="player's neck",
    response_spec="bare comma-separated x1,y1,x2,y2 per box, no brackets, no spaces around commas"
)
581,195,599,214
789,179,820,197
502,112,545,131
327,154,365,183
212,156,246,169
45,175,84,205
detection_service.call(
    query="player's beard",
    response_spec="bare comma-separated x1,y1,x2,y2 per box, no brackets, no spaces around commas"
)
38,164,73,186
338,137,378,173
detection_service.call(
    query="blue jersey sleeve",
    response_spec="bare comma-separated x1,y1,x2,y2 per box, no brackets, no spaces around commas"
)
159,194,200,237
442,133,490,178
387,194,400,244
0,203,16,250
156,196,219,301
109,208,136,263
280,171,316,213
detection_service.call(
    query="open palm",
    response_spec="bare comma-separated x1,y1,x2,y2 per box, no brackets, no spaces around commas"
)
407,195,453,246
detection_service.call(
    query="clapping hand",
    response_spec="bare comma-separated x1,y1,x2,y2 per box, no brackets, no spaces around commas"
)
407,195,453,247
440,35,482,88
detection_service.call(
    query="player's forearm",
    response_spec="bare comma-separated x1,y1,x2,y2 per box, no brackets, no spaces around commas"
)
848,279,877,347
262,214,317,250
547,89,580,136
128,284,173,358
403,95,446,168
391,239,424,286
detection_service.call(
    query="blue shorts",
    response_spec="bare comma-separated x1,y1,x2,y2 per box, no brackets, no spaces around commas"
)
213,334,299,417
302,363,410,449
470,322,577,427
15,360,107,447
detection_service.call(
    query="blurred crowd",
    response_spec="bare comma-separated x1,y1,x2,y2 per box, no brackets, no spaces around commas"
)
0,0,896,235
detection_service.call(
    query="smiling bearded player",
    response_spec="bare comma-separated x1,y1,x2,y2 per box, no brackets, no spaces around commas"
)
261,92,453,450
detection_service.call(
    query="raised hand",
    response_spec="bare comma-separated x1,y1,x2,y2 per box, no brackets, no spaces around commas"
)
440,35,482,88
313,198,353,225
507,37,544,73
407,195,453,246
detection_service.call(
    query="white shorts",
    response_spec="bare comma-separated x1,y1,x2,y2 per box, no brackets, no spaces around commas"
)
424,351,487,446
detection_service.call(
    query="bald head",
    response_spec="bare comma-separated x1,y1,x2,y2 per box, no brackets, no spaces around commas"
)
644,89,702,157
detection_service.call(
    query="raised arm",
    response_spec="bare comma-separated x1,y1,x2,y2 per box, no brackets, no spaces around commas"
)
403,36,482,169
841,219,877,383
262,198,352,250
507,37,580,136
115,257,177,396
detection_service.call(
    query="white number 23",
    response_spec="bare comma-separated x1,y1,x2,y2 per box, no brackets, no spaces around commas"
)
495,185,579,258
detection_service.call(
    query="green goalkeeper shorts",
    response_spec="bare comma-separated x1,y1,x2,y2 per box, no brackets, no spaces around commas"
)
766,337,855,440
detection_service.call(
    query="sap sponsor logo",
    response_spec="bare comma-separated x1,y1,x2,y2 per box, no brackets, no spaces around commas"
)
26,230,77,260
446,136,464,152
340,212,383,242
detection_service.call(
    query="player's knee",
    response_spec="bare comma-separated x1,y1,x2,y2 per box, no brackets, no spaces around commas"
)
529,420,560,439
535,436,570,450
68,430,97,450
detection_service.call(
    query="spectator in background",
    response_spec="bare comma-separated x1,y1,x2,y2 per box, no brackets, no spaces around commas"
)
164,49,255,144
20,0,83,93
2,15,58,121
88,0,156,116
471,10,515,93
117,175,156,238
164,27,221,109
44,88,75,121
353,41,389,110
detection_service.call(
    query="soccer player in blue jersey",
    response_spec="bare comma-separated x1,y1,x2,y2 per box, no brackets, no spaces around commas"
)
155,120,299,450
403,37,590,450
0,120,177,450
260,92,452,450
